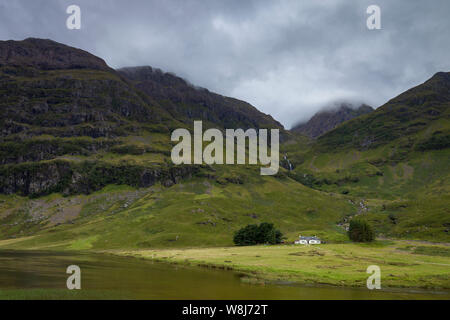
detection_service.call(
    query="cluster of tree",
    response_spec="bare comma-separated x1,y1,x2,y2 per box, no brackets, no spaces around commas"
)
348,219,375,242
233,222,283,246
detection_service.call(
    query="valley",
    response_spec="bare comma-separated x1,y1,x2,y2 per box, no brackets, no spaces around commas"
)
0,38,448,294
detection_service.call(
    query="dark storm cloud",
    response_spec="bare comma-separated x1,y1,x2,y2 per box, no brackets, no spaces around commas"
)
0,0,448,128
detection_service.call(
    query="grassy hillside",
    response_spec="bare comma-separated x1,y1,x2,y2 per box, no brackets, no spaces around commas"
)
283,72,450,242
0,167,357,250
0,39,448,249
284,139,449,241
317,72,450,151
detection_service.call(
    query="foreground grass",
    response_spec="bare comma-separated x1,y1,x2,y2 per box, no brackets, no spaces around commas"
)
110,241,450,290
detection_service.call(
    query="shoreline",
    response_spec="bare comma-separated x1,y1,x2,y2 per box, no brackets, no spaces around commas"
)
108,252,450,295
106,241,450,292
0,238,449,293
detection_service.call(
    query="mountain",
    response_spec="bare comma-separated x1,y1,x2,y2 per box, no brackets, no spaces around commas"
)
118,66,283,130
291,103,374,138
0,38,177,140
0,38,112,72
0,38,282,141
0,38,284,197
284,72,450,241
0,38,353,249
0,38,448,249
318,72,450,151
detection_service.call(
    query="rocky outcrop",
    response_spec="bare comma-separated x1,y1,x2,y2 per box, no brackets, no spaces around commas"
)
0,138,118,164
0,75,165,139
0,160,201,197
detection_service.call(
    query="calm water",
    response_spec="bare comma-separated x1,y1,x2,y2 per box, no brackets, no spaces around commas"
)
0,250,448,300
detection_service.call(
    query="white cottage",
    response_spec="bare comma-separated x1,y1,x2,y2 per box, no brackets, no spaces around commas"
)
294,236,321,245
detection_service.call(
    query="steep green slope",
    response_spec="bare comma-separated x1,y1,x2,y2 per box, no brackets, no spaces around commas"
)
0,167,355,250
284,143,449,240
284,72,450,241
317,72,450,151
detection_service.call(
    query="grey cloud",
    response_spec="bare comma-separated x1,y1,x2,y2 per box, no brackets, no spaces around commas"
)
0,0,448,128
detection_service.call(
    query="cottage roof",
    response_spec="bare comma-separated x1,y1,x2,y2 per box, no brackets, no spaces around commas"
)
299,236,320,240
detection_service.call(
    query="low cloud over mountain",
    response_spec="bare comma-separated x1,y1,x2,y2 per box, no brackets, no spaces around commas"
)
0,0,449,127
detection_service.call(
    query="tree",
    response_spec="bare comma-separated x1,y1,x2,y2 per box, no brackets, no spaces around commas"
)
233,224,259,246
233,222,283,246
348,219,375,242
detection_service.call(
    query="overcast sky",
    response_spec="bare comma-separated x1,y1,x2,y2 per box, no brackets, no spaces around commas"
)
0,0,448,128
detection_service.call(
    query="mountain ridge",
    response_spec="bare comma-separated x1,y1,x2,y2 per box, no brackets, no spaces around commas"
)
0,38,112,72
291,103,374,138
118,66,284,130
0,38,284,197
317,71,450,151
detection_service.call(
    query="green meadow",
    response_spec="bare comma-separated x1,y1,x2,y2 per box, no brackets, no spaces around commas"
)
112,240,450,290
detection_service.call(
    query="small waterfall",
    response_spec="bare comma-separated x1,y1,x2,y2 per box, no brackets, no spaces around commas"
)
284,153,293,171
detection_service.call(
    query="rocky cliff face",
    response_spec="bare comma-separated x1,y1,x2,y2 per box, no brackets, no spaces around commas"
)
0,38,286,197
0,41,176,141
0,160,200,197
0,39,192,196
291,103,374,138
118,66,284,130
